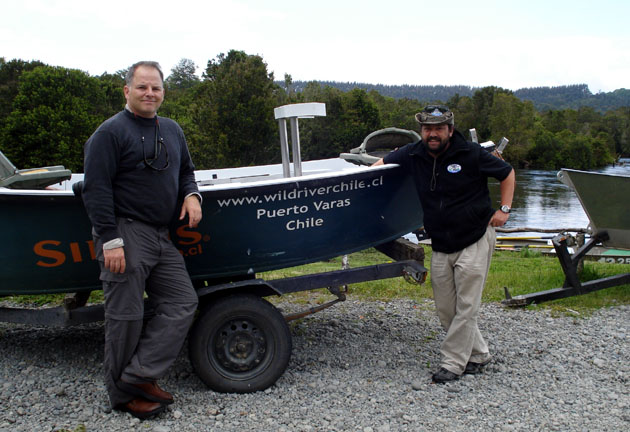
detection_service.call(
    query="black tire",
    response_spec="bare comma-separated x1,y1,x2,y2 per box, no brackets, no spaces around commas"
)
189,294,292,393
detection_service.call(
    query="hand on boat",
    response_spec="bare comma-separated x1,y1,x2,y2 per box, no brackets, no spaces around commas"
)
180,195,203,228
104,247,126,274
489,210,510,227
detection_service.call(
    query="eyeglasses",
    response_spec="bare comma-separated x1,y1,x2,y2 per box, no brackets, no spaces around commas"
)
423,105,450,114
142,121,169,171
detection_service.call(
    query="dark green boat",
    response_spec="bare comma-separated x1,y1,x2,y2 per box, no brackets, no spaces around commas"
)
1,102,423,296
1,154,423,296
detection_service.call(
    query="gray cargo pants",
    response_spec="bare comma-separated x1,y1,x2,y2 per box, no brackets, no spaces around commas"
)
94,218,198,408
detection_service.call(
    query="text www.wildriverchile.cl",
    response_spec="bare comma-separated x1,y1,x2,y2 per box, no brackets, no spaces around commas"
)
216,176,383,208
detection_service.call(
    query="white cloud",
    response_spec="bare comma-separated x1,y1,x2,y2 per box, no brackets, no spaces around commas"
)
3,0,629,92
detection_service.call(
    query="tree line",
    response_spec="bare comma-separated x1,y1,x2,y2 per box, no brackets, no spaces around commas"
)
288,81,630,113
288,81,477,105
1,52,629,174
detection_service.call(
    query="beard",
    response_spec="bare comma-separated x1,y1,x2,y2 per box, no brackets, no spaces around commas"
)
424,135,450,154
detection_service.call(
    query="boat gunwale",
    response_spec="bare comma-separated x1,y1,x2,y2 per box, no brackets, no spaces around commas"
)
560,167,630,180
0,161,400,197
196,163,396,192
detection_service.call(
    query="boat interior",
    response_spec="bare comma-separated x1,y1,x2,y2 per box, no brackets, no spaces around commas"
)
339,127,420,166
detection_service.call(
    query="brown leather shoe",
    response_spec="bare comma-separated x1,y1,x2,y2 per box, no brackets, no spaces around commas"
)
118,398,165,420
118,380,174,404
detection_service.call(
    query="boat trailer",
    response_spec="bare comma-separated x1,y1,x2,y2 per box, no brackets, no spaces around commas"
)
503,230,630,306
0,237,426,393
0,238,426,327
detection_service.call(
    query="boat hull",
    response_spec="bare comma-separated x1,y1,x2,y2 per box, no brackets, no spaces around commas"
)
0,162,423,296
558,168,630,249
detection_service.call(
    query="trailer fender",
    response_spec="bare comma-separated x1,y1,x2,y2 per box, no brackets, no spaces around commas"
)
194,278,281,300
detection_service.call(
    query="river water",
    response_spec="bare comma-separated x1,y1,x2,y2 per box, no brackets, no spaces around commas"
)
488,158,630,234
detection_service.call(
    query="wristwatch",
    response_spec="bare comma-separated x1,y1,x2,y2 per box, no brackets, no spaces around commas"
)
500,205,511,214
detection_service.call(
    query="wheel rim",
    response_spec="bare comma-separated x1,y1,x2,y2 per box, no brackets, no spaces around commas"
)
209,317,274,380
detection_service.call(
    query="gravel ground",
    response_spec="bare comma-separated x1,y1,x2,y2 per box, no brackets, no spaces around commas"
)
0,298,628,432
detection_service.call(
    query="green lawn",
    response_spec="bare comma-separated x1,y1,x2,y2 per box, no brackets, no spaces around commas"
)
6,247,629,316
263,247,630,315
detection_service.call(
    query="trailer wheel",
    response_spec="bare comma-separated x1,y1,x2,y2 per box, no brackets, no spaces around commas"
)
189,294,292,393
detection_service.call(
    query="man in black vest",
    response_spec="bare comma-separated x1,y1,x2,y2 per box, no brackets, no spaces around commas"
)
374,105,515,383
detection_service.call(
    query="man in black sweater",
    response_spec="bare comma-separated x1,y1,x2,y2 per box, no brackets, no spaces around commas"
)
82,61,201,418
374,106,515,383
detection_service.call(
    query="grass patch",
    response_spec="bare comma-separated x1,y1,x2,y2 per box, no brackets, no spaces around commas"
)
265,247,629,315
262,248,432,304
487,250,630,313
5,247,628,315
4,291,104,307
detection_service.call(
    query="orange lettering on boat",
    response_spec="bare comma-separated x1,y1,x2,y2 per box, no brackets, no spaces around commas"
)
34,240,66,267
176,225,202,246
70,242,82,263
87,240,95,260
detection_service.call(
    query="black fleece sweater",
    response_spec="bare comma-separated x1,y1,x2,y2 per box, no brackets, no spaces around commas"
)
82,109,198,243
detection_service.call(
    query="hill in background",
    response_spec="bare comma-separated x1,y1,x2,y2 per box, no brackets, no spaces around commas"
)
283,81,630,113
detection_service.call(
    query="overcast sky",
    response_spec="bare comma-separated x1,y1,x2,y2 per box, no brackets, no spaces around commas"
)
3,0,629,93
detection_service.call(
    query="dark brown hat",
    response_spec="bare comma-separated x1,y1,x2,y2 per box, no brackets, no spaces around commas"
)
415,105,454,125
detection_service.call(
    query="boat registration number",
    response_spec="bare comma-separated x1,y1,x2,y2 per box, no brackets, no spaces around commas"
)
597,257,630,265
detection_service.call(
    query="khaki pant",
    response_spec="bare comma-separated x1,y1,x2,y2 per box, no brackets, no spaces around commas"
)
430,225,495,374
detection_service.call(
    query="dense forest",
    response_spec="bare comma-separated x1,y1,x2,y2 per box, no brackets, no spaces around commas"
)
1,52,629,174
